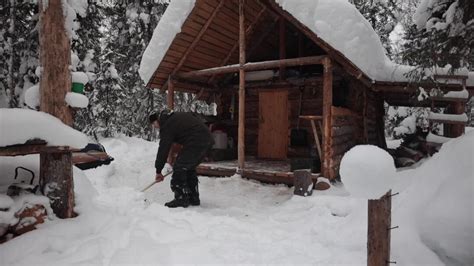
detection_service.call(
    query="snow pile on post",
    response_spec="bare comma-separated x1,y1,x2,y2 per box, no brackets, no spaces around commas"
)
139,0,196,84
0,108,89,148
428,112,468,122
24,85,40,109
65,92,88,108
339,145,396,199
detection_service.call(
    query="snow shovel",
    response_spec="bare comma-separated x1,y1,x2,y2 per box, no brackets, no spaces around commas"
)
141,171,173,192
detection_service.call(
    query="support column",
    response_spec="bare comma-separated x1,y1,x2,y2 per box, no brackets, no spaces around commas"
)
322,58,333,179
40,149,74,218
39,0,72,126
238,0,246,171
167,77,175,110
279,17,286,80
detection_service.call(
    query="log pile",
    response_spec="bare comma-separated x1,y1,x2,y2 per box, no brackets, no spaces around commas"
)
388,128,436,168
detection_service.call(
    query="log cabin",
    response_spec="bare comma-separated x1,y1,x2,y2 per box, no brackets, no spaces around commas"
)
139,0,473,184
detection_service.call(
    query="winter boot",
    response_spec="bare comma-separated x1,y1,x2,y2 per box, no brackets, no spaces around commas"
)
165,187,190,208
187,170,200,206
166,174,190,208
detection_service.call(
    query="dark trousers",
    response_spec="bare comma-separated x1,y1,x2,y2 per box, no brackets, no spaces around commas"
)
171,141,211,196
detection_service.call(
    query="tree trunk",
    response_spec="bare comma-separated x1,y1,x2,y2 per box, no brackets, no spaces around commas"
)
39,0,72,125
40,150,75,218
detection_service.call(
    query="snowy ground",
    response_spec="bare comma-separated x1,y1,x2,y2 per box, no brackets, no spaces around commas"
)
0,134,472,265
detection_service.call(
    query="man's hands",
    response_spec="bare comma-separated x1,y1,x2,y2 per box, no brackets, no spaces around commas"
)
155,173,165,182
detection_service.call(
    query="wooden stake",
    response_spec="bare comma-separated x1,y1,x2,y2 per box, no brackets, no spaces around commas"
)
322,58,333,179
367,190,392,266
39,0,72,125
238,0,246,171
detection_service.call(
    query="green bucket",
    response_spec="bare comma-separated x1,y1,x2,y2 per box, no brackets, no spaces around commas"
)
72,82,85,94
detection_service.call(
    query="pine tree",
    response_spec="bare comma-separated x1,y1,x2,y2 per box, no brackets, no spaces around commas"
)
72,1,106,138
402,0,474,80
0,0,39,108
92,0,167,138
350,0,401,58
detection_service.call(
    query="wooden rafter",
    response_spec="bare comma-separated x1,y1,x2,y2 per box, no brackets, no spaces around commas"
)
208,2,268,84
260,0,373,88
160,0,225,92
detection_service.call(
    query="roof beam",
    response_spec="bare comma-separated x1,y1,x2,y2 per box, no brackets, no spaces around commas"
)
208,2,268,84
176,55,327,79
260,0,373,88
174,0,225,73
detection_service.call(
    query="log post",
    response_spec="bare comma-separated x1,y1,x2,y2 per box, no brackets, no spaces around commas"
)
293,169,313,197
450,79,466,137
279,17,286,80
322,58,333,179
367,190,392,266
39,0,72,126
238,0,246,171
167,77,175,110
39,149,75,218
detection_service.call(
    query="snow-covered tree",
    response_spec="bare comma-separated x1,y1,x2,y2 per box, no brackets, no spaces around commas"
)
0,1,39,108
350,0,401,57
402,0,474,79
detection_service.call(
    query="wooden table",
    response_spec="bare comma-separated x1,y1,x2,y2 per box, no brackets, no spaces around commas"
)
0,140,75,218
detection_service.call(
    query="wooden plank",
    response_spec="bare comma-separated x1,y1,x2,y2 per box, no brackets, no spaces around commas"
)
39,0,72,126
209,4,268,83
174,0,225,74
238,0,246,171
257,90,289,159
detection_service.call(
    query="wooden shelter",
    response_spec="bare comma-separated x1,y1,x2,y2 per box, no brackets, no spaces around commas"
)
142,0,472,182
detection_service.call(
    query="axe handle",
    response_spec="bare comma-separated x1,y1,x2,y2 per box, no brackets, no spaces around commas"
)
141,171,173,192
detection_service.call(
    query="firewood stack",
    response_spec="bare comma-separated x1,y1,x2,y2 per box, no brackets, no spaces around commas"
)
388,128,436,168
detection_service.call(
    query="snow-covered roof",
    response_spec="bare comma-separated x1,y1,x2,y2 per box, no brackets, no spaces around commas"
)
139,0,474,87
0,108,89,148
139,0,195,85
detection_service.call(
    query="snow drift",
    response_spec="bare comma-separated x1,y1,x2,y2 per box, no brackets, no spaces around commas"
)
0,108,89,148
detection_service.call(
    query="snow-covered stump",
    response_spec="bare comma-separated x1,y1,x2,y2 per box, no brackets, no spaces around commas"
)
367,190,392,266
40,149,75,218
293,169,313,197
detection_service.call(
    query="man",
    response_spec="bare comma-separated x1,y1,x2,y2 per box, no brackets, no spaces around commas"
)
150,110,213,208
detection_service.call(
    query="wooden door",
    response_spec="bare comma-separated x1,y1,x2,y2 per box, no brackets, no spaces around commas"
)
258,90,289,159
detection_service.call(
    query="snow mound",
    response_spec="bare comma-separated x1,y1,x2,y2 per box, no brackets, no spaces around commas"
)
340,145,396,199
24,85,40,109
71,72,89,85
139,0,196,84
65,92,89,108
0,108,89,148
393,131,474,265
